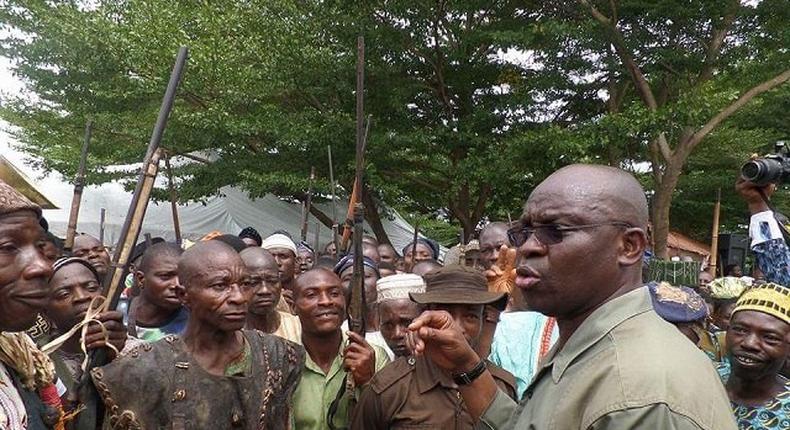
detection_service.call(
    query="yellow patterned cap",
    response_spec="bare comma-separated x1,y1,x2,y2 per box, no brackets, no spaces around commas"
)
734,283,790,325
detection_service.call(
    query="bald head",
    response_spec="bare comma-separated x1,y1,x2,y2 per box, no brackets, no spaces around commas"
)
480,222,509,242
479,222,511,269
178,241,243,287
240,247,277,272
528,164,648,229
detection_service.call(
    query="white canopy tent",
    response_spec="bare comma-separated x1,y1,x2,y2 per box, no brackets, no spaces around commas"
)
45,185,420,252
2,142,421,253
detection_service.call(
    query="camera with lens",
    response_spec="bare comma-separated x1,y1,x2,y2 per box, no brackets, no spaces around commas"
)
741,141,790,186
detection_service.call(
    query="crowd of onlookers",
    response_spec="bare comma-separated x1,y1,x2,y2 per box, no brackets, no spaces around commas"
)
1,166,788,429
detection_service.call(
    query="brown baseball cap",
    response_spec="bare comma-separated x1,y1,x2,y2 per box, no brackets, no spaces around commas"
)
0,178,41,218
410,264,508,311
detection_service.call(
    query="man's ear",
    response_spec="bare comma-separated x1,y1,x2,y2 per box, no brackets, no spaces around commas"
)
134,271,145,289
618,228,648,267
176,283,189,308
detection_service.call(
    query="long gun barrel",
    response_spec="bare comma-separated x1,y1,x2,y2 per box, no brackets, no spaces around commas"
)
75,46,188,430
64,121,93,253
164,151,182,244
341,36,367,251
100,46,188,311
328,145,340,257
301,167,315,242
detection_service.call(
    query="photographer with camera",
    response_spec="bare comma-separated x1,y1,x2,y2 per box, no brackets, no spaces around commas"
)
737,146,789,285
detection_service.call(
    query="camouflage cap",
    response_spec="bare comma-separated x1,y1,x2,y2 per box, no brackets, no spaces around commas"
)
0,178,41,218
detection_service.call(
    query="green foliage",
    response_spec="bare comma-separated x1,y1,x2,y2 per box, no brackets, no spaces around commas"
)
1,0,788,244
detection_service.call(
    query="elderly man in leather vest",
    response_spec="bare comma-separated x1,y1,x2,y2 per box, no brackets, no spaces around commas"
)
91,240,305,429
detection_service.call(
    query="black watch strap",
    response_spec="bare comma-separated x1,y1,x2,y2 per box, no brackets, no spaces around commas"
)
452,360,487,385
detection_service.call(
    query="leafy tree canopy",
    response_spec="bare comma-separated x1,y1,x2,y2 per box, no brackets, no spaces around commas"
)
1,0,788,250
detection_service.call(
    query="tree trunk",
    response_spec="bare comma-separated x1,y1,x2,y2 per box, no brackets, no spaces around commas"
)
308,205,334,229
361,185,392,246
460,217,476,243
651,164,683,259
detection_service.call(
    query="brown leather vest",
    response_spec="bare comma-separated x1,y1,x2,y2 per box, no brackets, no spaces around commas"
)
91,330,304,430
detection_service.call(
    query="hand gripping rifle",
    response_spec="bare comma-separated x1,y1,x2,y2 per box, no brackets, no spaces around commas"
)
63,121,93,253
74,46,188,430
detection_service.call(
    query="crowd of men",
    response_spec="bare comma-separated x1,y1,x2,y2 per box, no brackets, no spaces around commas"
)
0,163,788,430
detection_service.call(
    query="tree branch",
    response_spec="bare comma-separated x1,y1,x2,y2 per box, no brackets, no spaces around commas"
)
577,0,659,111
699,0,740,83
472,184,491,225
686,68,790,151
308,204,334,229
379,169,448,192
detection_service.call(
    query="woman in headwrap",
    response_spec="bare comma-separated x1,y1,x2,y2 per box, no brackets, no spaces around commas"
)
401,238,440,269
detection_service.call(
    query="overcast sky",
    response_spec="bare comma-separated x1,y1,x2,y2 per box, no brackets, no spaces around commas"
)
0,52,28,167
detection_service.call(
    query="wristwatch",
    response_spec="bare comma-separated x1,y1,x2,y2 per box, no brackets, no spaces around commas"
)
451,360,487,385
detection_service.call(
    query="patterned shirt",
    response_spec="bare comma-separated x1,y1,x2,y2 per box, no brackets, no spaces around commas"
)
732,384,790,430
719,360,790,429
749,211,790,286
0,364,26,430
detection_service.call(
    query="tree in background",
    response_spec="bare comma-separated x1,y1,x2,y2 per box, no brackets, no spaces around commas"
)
1,0,548,244
1,0,788,252
520,0,789,258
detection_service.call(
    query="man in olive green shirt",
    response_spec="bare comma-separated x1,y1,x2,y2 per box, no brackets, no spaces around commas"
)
409,164,737,430
291,268,390,430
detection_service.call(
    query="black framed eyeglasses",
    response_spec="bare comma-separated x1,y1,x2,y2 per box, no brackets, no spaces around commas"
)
507,222,634,246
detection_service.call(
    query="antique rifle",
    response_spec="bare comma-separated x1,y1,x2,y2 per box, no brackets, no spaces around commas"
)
75,46,188,430
301,166,315,242
327,145,340,257
408,221,419,271
98,208,106,245
327,36,369,430
164,151,182,244
64,121,93,253
340,35,368,252
99,46,188,312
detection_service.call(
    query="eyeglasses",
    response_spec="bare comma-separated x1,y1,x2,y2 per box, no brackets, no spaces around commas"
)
507,222,633,246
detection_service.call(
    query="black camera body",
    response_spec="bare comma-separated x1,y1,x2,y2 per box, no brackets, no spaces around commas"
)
741,141,790,186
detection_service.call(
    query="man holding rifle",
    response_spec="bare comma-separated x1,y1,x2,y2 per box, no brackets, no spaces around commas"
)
291,267,389,430
91,241,304,429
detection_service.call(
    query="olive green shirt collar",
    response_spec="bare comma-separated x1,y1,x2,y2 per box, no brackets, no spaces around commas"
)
546,287,652,383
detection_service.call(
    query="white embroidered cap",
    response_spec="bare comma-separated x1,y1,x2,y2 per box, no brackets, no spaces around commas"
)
377,274,426,304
